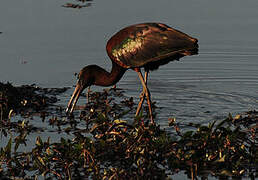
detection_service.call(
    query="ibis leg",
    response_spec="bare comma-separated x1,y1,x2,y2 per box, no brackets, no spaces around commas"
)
137,71,154,124
135,71,148,116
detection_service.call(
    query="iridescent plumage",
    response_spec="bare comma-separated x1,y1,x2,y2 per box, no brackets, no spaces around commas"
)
106,23,198,69
66,23,199,124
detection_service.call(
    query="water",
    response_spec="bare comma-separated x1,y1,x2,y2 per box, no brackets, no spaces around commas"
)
1,0,257,122
1,0,257,125
0,0,257,178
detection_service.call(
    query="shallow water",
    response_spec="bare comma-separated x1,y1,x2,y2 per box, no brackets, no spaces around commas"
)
1,0,257,122
0,0,257,178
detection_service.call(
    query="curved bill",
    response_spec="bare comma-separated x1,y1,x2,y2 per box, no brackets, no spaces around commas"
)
66,83,84,114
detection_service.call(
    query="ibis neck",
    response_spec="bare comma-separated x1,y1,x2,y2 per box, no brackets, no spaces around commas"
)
94,61,126,86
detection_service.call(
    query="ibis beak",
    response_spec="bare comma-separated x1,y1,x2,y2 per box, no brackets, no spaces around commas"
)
66,82,85,114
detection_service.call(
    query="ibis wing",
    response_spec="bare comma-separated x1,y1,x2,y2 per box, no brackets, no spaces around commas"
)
108,23,198,68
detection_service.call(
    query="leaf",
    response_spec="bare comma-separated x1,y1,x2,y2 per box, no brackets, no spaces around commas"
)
61,137,66,145
5,138,12,156
240,144,245,149
198,126,210,133
47,137,51,144
117,110,131,118
216,154,225,162
168,118,176,126
8,109,14,120
208,121,216,131
14,140,20,152
37,156,46,166
183,131,193,138
21,120,26,129
228,113,233,120
113,119,127,124
220,169,232,176
239,169,245,175
215,118,228,129
46,147,52,155
36,136,43,146
234,114,241,120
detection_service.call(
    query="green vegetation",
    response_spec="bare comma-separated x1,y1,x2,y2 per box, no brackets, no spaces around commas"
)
0,82,68,120
0,83,257,179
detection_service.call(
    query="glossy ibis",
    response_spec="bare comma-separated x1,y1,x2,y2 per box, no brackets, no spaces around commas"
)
66,23,198,124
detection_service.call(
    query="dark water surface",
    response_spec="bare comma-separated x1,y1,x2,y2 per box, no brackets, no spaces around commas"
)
0,0,257,128
0,0,257,179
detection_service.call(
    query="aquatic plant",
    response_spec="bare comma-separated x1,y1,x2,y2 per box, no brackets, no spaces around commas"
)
0,82,68,119
0,85,257,179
